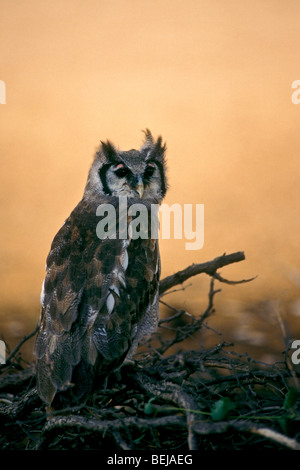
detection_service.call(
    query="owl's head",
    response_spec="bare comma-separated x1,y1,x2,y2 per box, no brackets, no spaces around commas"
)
84,130,167,203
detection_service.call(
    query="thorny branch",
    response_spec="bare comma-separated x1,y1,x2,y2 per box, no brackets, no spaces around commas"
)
0,251,300,450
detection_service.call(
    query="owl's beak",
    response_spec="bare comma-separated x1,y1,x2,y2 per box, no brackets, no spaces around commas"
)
135,175,144,198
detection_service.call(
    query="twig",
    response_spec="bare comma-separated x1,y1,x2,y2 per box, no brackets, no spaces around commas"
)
159,251,250,295
191,419,300,450
5,323,39,365
39,414,185,449
155,277,219,355
133,371,198,450
230,421,300,450
159,283,193,298
158,304,187,323
112,431,132,450
214,272,257,285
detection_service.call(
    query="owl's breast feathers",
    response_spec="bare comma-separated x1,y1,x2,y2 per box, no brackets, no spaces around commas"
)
35,198,160,405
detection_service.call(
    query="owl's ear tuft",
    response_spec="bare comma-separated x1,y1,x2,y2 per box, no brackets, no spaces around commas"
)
100,140,119,163
141,128,154,147
154,135,167,160
141,129,167,162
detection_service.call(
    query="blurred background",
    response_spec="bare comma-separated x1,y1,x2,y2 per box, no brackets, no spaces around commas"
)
1,0,300,363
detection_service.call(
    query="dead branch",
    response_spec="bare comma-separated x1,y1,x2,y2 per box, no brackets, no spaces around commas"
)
192,419,300,450
38,413,186,449
0,387,40,421
159,251,252,295
5,323,39,365
132,371,198,450
154,277,219,355
0,365,35,393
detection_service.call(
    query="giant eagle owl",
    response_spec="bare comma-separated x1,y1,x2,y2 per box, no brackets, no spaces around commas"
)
35,130,167,406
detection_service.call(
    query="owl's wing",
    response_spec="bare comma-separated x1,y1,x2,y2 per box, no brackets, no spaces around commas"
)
35,213,88,404
35,200,160,405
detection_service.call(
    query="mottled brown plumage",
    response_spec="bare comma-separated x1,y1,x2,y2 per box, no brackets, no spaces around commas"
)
35,130,167,405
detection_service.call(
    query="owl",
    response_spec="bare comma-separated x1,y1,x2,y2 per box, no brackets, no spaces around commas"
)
35,129,167,406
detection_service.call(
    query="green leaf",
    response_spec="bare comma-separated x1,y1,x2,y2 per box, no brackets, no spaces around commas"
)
144,397,156,415
211,397,236,421
279,416,294,436
283,388,299,410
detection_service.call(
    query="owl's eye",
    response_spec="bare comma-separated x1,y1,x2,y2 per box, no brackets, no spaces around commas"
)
144,163,155,179
114,164,130,178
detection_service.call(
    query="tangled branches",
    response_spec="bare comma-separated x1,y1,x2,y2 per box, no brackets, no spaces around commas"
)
0,251,299,450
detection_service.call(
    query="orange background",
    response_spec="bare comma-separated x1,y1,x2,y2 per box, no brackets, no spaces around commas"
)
1,0,300,361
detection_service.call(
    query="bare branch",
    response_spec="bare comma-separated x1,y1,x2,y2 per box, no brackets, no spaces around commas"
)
159,251,250,295
5,323,39,365
214,271,257,285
